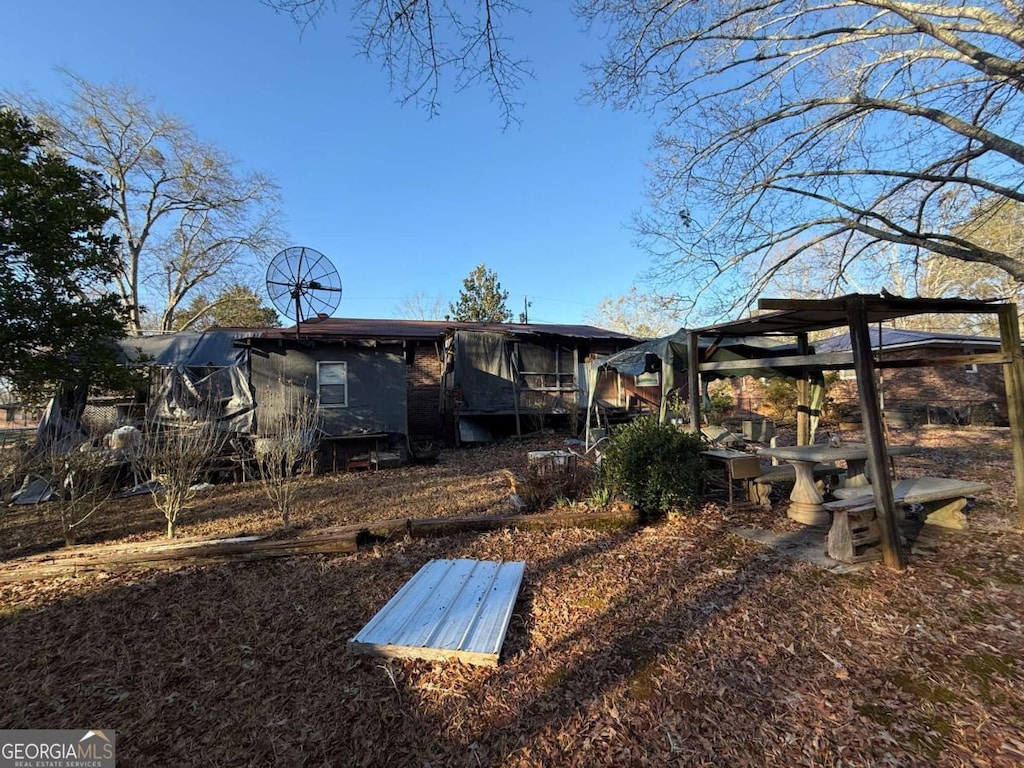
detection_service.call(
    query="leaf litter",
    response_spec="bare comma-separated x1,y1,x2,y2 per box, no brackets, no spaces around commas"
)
0,427,1022,766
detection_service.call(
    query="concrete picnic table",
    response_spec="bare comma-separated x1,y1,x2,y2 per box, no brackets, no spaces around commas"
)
756,443,914,525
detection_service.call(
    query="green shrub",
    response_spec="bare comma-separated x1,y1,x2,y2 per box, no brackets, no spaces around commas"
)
600,417,705,516
706,382,734,422
762,377,798,421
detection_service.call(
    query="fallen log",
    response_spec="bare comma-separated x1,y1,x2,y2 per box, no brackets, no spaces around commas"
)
0,532,358,583
321,507,638,541
0,507,639,583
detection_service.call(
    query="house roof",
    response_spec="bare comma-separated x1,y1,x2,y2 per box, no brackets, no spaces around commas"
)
814,327,1001,354
253,318,641,343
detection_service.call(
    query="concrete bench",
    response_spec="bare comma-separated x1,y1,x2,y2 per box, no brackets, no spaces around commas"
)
823,477,990,563
747,463,845,509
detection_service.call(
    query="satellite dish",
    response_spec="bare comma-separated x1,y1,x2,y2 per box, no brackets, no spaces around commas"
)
266,246,343,335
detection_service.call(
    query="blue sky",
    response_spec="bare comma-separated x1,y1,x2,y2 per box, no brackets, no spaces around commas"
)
1,0,660,325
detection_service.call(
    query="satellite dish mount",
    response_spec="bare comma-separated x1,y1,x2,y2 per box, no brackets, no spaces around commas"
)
266,246,343,337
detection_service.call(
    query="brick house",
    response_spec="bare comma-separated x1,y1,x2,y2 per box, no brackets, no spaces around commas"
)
813,327,1008,424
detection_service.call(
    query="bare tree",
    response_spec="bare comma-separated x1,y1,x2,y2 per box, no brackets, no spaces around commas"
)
37,442,114,546
264,0,531,127
394,290,448,320
9,72,284,332
133,420,226,538
578,0,1024,317
265,2,1024,317
253,384,322,527
585,286,678,337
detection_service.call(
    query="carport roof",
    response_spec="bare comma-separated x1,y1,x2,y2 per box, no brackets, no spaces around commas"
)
692,294,1004,338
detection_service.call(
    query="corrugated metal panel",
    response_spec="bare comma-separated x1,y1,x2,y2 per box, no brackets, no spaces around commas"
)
348,558,526,667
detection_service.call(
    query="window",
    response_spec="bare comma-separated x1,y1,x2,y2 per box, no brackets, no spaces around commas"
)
317,361,348,407
964,348,978,374
839,368,857,380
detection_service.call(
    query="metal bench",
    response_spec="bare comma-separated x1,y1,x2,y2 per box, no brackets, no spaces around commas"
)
823,477,990,563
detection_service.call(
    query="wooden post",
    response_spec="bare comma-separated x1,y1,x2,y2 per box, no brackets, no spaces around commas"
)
846,296,906,570
688,330,702,433
796,333,810,446
997,305,1024,527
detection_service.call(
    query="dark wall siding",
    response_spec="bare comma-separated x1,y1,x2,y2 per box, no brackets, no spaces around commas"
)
250,344,408,436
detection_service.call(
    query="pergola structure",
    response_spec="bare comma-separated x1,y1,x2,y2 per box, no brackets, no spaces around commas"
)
686,294,1024,570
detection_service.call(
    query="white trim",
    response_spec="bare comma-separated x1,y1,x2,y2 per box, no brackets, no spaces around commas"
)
317,360,349,408
964,348,978,374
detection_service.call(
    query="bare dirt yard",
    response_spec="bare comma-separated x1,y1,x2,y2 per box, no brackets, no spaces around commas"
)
1,427,1023,766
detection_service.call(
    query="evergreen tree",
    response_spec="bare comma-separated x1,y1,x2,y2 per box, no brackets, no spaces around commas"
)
0,108,127,404
449,264,512,323
173,284,281,330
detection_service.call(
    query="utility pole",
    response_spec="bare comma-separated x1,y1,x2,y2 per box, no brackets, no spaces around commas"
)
519,296,532,324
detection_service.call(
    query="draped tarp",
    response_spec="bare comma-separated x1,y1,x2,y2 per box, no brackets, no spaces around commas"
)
448,331,519,413
148,364,255,432
117,330,253,368
117,330,256,432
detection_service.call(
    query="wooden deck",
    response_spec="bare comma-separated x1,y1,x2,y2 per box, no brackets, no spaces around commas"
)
348,558,526,667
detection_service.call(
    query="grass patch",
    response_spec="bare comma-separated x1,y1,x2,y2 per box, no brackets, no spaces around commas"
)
854,702,895,727
626,660,661,701
944,565,984,587
541,665,570,690
888,672,958,704
993,569,1024,586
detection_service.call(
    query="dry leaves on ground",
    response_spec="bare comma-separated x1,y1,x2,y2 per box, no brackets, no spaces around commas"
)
0,427,1022,766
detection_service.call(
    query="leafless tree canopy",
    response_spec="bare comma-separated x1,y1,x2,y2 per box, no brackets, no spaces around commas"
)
133,421,226,538
265,1,1023,316
579,0,1024,316
10,72,284,332
265,0,531,126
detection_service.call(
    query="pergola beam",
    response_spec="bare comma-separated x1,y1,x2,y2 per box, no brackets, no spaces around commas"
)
846,296,906,570
998,305,1024,527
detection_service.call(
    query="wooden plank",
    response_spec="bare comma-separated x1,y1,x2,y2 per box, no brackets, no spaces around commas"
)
796,333,810,446
696,351,1007,374
758,296,997,313
875,352,1008,369
688,330,701,432
697,351,852,372
846,295,906,570
348,559,526,667
998,305,1024,528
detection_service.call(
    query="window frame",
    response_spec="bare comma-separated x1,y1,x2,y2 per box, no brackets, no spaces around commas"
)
964,347,978,374
317,360,349,408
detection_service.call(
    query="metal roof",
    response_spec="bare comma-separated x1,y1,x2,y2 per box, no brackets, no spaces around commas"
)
693,294,1005,338
348,558,526,667
254,317,641,343
814,327,1001,354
